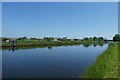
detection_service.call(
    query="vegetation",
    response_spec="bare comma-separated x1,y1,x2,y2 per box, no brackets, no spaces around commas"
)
1,36,105,47
81,43,118,78
2,42,106,51
113,34,120,42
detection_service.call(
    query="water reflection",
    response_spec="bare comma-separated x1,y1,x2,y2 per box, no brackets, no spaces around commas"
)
2,42,108,78
3,42,107,52
48,46,52,49
8,46,17,52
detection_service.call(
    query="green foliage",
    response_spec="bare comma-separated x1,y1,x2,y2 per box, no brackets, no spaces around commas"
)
83,37,89,41
113,34,120,42
82,36,104,42
98,37,104,41
43,37,54,41
17,37,28,40
2,36,106,47
2,37,9,41
93,36,97,41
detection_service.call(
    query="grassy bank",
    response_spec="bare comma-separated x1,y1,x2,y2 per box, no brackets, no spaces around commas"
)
2,39,105,47
2,40,81,47
81,43,118,78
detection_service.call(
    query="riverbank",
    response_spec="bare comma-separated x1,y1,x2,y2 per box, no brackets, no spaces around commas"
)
1,39,105,47
81,42,118,78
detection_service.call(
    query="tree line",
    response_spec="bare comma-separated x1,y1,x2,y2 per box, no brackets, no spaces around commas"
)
2,36,104,41
1,34,120,42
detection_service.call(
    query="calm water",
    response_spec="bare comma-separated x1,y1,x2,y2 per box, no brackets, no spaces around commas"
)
2,44,108,78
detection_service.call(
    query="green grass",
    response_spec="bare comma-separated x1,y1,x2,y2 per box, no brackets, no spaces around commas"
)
2,39,105,47
81,42,118,78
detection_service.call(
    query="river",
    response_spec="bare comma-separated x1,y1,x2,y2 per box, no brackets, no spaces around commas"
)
2,43,108,78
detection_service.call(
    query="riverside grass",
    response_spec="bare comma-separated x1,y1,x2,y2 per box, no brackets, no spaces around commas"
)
81,42,119,78
2,40,81,46
2,39,104,47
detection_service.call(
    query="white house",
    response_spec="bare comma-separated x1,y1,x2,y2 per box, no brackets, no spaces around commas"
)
6,40,10,43
53,39,57,41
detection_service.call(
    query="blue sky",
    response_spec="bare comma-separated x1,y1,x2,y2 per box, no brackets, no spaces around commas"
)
3,2,118,39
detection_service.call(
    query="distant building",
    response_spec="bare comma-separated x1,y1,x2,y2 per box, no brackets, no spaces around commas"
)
70,39,74,41
53,39,57,41
6,40,10,43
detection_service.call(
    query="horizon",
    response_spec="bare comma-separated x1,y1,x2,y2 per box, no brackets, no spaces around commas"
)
2,2,118,40
1,36,112,40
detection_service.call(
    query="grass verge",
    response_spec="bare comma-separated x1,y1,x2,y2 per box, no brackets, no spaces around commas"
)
81,42,118,78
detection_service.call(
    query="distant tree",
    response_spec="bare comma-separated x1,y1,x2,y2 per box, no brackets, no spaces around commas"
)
17,37,27,40
57,38,61,41
83,37,89,41
61,37,68,41
30,38,39,40
2,37,9,41
30,38,35,40
93,36,97,41
113,34,120,42
50,37,54,40
74,39,78,41
89,37,93,41
43,37,54,41
17,37,22,40
98,37,104,41
23,37,27,39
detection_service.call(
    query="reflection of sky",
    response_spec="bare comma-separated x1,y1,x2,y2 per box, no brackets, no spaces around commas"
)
2,44,108,78
2,43,107,52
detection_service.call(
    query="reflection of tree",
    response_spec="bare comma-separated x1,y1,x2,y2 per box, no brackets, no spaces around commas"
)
12,47,15,52
92,42,104,47
82,42,104,48
8,46,17,52
99,43,103,47
93,43,97,47
89,43,92,46
82,43,90,48
48,46,52,49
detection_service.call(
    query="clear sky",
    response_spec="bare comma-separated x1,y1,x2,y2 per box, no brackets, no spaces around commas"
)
2,2,118,39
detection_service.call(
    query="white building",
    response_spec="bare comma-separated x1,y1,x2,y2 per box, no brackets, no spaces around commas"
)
53,39,57,41
6,40,10,43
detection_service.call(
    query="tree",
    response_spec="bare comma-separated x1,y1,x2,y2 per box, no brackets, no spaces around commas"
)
98,37,104,41
61,37,68,41
17,37,27,40
93,36,97,41
23,37,27,39
2,37,8,41
89,37,93,41
43,37,54,41
113,34,120,42
83,37,89,41
30,38,39,40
